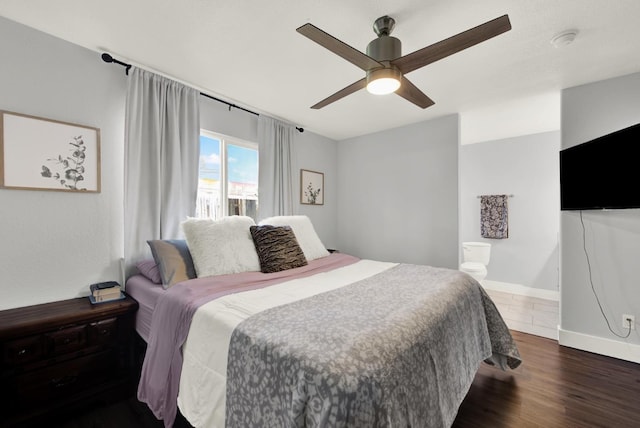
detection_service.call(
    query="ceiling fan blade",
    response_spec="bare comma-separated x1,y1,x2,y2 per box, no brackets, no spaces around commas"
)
392,14,511,75
395,76,435,109
297,23,383,71
311,78,367,109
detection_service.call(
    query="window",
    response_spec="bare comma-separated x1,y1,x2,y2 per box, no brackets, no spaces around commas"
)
195,130,258,220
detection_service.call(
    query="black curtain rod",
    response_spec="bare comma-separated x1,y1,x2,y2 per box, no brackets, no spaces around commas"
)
101,53,303,133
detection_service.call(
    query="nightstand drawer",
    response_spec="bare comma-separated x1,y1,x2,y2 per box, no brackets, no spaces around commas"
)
45,325,87,356
0,295,138,425
3,335,43,365
13,349,115,405
88,318,117,345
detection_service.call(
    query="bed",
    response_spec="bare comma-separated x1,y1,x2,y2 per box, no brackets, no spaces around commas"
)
126,215,521,428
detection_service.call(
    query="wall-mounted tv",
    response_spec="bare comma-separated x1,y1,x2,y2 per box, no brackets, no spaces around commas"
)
560,122,640,211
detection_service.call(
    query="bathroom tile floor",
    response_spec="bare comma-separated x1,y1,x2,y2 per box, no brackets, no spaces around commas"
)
484,288,559,340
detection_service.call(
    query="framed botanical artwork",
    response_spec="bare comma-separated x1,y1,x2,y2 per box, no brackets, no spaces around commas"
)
0,110,100,192
300,169,324,205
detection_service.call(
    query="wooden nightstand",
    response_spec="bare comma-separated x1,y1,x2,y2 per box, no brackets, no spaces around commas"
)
0,295,138,427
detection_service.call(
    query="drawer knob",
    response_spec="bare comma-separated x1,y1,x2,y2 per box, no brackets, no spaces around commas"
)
50,375,78,388
17,348,29,356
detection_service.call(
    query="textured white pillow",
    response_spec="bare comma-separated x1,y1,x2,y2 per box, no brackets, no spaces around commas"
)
258,215,329,261
182,216,260,277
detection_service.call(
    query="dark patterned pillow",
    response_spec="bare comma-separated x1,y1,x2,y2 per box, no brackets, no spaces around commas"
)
250,225,308,273
147,239,197,289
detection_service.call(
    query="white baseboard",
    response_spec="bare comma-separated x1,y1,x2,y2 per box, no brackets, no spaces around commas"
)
482,280,559,301
558,328,640,364
504,319,558,340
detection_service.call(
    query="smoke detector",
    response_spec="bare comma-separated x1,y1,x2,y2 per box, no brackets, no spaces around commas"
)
551,30,578,48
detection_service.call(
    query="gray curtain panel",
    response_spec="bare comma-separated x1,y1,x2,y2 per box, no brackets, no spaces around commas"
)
124,67,200,274
258,116,296,218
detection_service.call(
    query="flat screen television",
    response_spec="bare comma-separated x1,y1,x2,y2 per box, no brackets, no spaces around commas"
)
560,122,640,210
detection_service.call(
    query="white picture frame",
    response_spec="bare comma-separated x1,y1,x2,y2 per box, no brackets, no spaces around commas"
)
0,110,101,193
300,169,324,205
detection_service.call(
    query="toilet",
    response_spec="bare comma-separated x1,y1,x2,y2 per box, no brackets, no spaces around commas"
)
460,242,491,283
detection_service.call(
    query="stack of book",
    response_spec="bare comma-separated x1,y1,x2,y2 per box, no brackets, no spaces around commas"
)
89,281,124,304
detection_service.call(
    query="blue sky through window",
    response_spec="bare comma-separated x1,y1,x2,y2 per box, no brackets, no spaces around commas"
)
199,135,220,181
199,135,258,184
227,144,258,184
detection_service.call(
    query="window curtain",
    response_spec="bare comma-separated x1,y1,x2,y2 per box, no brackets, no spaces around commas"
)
124,67,200,271
258,116,296,218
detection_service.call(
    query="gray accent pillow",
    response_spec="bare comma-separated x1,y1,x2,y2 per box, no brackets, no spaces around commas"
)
250,225,308,273
147,239,197,289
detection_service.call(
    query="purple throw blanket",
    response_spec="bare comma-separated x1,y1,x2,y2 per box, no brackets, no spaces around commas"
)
137,253,360,427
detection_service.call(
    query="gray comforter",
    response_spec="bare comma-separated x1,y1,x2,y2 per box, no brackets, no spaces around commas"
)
226,264,521,427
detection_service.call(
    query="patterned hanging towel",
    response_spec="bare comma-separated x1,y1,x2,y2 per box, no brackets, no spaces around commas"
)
480,195,509,239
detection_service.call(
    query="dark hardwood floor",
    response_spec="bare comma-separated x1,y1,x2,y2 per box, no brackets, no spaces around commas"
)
45,331,640,428
453,331,640,428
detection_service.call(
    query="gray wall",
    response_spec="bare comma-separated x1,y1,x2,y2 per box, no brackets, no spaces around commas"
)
560,72,640,348
460,132,560,291
0,17,127,309
296,131,339,249
200,97,258,144
336,115,459,268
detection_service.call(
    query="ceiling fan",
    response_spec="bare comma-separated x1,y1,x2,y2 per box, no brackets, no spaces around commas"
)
296,14,511,109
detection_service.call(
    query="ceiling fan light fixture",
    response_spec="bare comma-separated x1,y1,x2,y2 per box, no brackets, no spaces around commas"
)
366,67,401,95
297,13,511,108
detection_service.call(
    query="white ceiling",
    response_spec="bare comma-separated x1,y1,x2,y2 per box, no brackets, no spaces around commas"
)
1,0,640,142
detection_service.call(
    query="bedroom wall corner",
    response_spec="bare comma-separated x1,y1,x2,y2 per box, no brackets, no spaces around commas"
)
560,71,640,359
0,17,127,310
336,115,459,268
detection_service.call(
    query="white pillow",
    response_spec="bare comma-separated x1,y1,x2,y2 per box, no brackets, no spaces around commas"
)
182,216,260,277
258,215,329,261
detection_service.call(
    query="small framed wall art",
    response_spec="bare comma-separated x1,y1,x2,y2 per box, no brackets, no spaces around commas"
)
300,169,324,205
0,110,101,192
